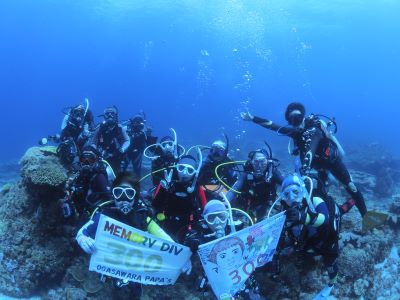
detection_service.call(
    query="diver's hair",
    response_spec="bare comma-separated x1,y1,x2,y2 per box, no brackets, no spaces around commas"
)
285,102,306,122
208,236,245,264
112,172,140,199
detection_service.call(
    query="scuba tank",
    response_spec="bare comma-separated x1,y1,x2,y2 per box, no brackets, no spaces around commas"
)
309,114,345,157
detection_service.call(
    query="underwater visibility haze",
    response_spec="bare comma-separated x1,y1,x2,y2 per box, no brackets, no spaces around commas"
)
0,0,399,160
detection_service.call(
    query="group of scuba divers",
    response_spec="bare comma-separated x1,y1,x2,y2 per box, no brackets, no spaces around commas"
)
41,99,383,299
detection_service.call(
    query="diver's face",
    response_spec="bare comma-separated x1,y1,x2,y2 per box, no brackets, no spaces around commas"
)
205,210,229,237
287,110,304,127
104,110,117,126
161,140,174,155
176,163,196,182
282,184,303,207
113,183,136,215
216,245,243,270
251,152,268,176
210,145,226,162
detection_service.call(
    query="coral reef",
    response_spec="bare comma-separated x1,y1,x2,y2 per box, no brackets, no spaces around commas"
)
19,147,68,196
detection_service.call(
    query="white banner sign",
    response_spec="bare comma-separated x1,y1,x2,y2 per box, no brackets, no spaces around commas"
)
197,212,286,299
89,215,191,285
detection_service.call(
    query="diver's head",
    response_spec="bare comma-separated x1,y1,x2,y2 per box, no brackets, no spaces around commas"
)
160,136,175,156
203,200,229,238
69,105,85,126
248,150,269,177
285,102,305,127
112,172,140,215
79,146,99,172
176,155,198,183
281,174,306,208
130,115,145,133
209,140,227,162
104,106,118,127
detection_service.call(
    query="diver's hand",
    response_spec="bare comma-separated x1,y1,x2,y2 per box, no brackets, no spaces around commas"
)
240,111,254,121
181,259,192,275
77,235,96,254
286,207,306,225
161,169,173,190
312,285,334,300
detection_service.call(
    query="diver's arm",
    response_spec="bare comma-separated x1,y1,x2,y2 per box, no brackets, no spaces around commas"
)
226,173,245,202
252,116,296,136
305,197,329,227
146,217,174,242
85,110,95,131
119,125,131,153
76,212,100,240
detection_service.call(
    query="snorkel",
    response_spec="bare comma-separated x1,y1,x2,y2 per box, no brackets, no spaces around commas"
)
84,98,89,118
219,192,236,234
171,128,179,159
186,146,202,193
143,128,185,160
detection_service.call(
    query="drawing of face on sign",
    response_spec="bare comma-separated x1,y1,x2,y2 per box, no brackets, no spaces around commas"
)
208,237,245,272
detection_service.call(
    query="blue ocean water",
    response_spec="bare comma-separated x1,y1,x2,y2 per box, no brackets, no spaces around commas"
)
0,0,399,162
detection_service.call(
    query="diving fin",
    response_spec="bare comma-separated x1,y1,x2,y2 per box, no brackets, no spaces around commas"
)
362,211,388,232
312,285,333,300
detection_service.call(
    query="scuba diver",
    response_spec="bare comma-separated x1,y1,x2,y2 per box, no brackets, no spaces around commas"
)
226,148,283,222
151,151,207,241
76,172,190,299
60,100,95,145
124,114,157,177
89,106,130,175
198,139,238,199
60,146,110,222
241,102,368,218
184,200,261,300
143,128,185,186
39,99,95,167
278,174,341,299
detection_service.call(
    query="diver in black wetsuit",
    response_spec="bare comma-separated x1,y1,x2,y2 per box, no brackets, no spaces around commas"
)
241,102,367,217
278,174,341,299
151,155,207,241
89,106,130,175
124,114,157,177
61,146,110,222
150,136,180,185
227,149,283,221
198,140,238,199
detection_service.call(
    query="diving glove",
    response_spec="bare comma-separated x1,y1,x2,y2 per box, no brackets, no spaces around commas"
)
312,285,334,300
77,235,96,254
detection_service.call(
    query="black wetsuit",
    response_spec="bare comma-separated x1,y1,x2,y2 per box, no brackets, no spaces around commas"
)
227,163,283,221
60,110,95,151
151,153,178,186
198,156,238,199
125,126,158,178
152,181,207,242
283,196,341,284
90,122,130,175
252,115,367,216
66,168,109,220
